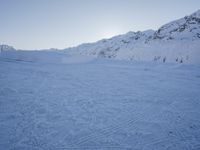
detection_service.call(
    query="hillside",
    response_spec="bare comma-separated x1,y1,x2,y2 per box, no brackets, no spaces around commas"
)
64,10,200,64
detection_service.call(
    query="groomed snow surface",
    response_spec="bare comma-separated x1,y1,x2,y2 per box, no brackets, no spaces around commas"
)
0,52,200,150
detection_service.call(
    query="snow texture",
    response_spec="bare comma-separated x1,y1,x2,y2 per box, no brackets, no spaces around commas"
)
0,51,200,150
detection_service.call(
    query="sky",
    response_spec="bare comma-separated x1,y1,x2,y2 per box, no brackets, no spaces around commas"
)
0,0,200,50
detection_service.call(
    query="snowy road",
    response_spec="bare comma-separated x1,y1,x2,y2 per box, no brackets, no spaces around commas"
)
0,56,200,150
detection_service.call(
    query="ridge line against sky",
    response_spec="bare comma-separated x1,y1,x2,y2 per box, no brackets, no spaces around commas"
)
0,0,200,50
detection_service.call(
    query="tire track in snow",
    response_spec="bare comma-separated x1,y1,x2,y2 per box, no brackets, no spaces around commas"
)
73,112,145,146
14,68,49,149
56,145,131,149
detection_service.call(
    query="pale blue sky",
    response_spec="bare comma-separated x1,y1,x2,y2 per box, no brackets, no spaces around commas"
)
0,0,200,49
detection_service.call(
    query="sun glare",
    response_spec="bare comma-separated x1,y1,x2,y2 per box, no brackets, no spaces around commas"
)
100,26,123,39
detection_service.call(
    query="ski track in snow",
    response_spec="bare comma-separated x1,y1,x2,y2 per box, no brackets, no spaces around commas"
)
0,57,200,150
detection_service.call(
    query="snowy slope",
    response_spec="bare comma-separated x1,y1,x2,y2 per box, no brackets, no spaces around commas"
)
0,10,200,150
0,57,200,150
64,10,200,64
1,10,199,64
0,50,96,65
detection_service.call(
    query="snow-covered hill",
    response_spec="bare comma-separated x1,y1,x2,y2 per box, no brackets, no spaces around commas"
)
1,10,200,64
1,10,200,150
64,10,200,64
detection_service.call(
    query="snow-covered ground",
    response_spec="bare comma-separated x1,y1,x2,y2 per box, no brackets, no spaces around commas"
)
0,52,200,150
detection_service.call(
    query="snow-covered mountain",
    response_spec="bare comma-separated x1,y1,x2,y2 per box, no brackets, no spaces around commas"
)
1,10,200,64
64,10,200,64
0,45,15,52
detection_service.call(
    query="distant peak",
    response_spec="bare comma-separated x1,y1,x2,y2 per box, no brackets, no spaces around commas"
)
0,44,16,52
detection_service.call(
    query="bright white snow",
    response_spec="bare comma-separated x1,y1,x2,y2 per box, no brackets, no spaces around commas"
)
0,51,200,150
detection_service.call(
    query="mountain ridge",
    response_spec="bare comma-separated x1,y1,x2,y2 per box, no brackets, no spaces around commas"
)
1,10,200,64
63,10,200,64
